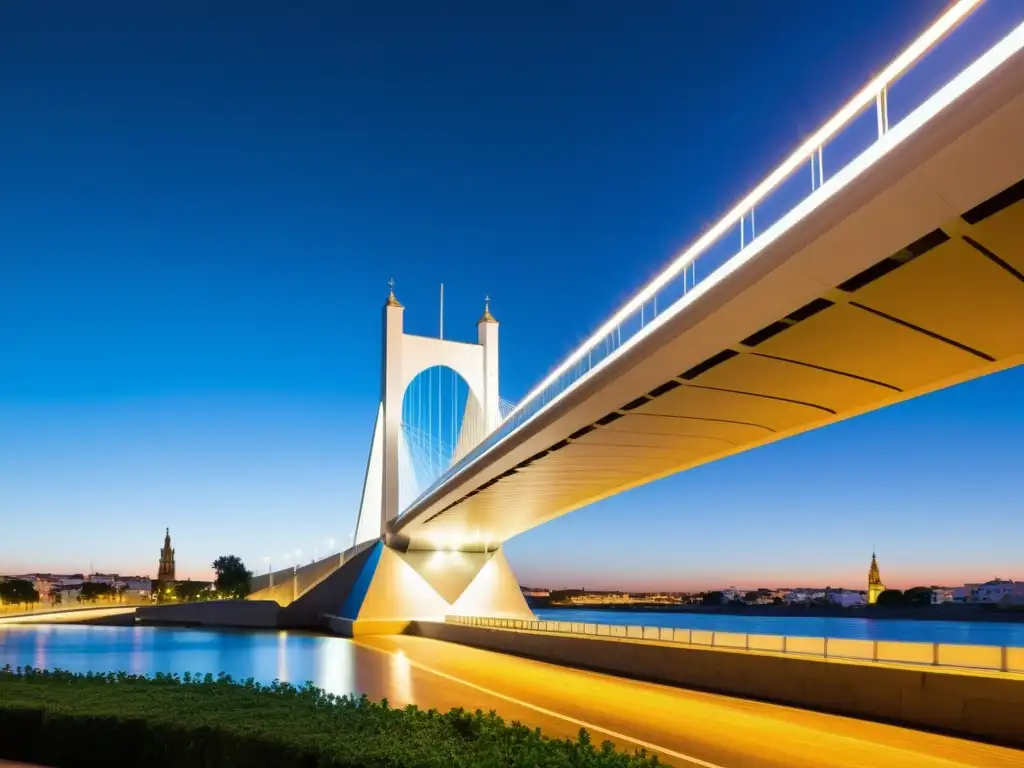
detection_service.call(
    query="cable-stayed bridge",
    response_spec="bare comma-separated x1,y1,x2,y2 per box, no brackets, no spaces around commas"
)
255,0,1024,632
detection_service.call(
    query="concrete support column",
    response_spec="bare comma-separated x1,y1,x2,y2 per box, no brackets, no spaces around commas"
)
478,308,500,433
381,297,405,533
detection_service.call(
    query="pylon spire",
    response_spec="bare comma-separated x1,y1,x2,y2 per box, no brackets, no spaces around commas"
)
386,278,403,308
479,294,497,323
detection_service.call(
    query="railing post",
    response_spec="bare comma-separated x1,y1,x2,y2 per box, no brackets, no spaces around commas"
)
1001,646,1009,673
932,643,940,667
872,640,879,663
823,637,829,659
876,85,889,137
781,636,787,654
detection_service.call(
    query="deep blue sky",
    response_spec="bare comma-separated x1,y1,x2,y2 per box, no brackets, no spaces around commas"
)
2,0,1020,590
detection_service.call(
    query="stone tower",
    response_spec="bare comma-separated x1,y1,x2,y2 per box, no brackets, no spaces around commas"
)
157,528,176,583
867,551,885,605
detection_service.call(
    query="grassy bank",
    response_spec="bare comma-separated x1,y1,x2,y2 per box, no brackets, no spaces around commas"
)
0,666,660,767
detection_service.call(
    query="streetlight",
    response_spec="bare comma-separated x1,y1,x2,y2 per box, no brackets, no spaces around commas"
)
263,557,272,588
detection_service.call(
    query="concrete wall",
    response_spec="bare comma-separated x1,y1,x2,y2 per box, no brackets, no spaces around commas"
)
250,566,296,594
278,545,378,629
248,580,296,607
412,622,1024,747
137,600,279,629
251,545,375,606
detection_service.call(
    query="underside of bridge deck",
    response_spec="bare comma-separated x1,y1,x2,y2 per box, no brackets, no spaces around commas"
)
405,177,1024,548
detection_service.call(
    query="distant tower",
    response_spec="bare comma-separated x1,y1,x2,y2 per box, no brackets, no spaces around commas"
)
157,528,176,583
867,551,885,604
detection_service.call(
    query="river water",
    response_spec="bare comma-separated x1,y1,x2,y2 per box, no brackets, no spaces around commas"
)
534,608,1024,646
2,610,1022,687
0,625,371,694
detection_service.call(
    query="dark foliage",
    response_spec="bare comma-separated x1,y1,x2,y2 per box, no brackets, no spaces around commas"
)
0,666,661,767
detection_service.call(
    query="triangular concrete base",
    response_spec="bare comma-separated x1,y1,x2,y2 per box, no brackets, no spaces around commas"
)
279,541,533,634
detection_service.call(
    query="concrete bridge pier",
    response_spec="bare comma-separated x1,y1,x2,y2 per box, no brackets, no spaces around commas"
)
274,540,533,635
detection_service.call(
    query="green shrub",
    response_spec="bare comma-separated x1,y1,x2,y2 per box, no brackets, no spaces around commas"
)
0,666,660,767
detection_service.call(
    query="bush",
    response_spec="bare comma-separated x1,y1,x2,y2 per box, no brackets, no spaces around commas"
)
0,666,660,767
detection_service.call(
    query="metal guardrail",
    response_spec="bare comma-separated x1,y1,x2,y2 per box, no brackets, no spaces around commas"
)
402,0,1024,519
448,615,1024,674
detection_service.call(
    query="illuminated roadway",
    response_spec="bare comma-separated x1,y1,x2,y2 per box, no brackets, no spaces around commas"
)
349,635,1022,767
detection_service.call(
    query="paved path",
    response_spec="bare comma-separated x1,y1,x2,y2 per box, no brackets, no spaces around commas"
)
2,632,1021,767
350,635,1024,768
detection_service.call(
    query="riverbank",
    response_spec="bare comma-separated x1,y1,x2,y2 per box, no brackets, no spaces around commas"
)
529,600,1024,623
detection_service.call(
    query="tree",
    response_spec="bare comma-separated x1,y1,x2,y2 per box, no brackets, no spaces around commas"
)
213,555,253,599
772,596,784,605
903,586,932,607
174,580,212,602
876,589,905,606
79,582,113,603
744,591,761,604
702,591,724,606
0,579,40,607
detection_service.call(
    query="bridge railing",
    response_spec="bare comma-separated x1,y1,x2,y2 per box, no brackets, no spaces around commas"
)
402,0,1024,517
447,615,1024,674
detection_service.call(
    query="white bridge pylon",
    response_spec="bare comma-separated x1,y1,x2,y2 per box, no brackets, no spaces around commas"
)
353,284,501,548
334,284,533,631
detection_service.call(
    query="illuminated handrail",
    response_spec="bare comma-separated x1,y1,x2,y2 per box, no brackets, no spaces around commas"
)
401,0,1024,519
446,615,1024,673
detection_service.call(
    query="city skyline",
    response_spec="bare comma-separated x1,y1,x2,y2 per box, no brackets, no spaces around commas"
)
2,0,1022,591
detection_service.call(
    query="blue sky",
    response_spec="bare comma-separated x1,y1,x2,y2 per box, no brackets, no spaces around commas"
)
1,0,1020,590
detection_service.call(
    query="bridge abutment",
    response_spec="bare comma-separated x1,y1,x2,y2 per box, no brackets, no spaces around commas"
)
277,540,533,634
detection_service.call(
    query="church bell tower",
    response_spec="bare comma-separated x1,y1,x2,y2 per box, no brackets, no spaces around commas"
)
867,551,885,605
157,528,176,583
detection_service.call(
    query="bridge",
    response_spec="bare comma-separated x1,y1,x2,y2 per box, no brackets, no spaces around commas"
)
252,0,1024,634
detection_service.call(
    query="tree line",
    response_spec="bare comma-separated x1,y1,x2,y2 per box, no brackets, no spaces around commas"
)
0,555,253,609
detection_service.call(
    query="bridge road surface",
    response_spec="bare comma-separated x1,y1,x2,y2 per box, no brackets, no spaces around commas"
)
349,635,1023,768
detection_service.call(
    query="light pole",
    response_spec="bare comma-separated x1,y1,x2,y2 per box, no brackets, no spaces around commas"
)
263,557,272,588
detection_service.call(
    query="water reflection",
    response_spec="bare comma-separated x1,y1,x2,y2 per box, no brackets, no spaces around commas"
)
0,626,367,699
534,609,1024,646
390,650,414,706
316,637,357,697
33,625,50,669
276,630,288,682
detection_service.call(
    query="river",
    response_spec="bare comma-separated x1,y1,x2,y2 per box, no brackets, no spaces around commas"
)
2,610,1022,688
0,625,370,694
534,608,1024,646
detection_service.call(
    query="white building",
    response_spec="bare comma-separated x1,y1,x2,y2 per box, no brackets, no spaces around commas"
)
119,577,153,599
972,579,1020,604
931,587,955,604
827,589,867,608
953,584,979,602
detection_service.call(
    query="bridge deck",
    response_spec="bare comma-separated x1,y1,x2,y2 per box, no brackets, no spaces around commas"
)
395,34,1024,550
